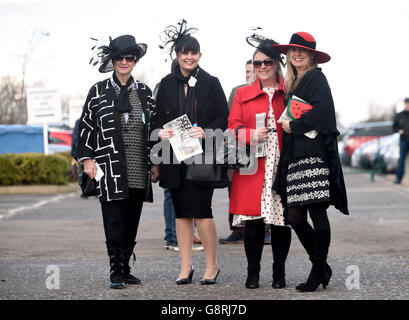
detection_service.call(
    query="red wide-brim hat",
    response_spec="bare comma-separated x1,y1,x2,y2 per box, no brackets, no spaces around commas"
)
271,32,331,64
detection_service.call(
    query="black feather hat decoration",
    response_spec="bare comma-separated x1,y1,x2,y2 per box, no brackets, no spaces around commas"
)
89,35,147,73
159,19,198,61
246,28,285,67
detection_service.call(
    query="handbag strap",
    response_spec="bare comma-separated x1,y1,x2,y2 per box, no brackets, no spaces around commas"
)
194,98,198,125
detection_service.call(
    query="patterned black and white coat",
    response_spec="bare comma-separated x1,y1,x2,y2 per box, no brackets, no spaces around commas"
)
76,76,156,202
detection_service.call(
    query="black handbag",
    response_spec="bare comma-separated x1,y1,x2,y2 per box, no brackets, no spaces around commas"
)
222,126,254,170
185,151,228,188
78,171,98,196
184,98,228,188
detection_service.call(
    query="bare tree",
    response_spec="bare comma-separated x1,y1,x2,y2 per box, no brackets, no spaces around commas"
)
364,102,395,122
0,76,27,124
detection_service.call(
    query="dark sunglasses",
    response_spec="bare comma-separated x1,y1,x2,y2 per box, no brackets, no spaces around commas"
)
253,59,276,68
114,55,137,63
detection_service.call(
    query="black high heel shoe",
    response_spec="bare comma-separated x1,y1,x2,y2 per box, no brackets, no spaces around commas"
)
175,265,194,285
200,268,220,285
297,263,332,289
296,264,330,292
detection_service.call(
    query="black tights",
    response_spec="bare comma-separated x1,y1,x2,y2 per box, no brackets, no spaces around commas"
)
287,202,331,264
244,219,291,270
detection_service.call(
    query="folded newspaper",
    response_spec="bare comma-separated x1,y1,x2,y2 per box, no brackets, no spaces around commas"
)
163,114,203,162
279,95,318,139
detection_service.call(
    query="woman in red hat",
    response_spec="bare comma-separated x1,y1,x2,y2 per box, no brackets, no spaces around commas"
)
228,32,291,289
272,32,349,292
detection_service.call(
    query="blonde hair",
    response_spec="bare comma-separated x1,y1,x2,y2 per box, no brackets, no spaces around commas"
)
249,49,284,86
284,50,318,98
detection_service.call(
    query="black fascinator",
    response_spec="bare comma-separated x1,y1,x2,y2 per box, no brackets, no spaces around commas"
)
159,19,199,61
246,29,285,67
89,35,147,73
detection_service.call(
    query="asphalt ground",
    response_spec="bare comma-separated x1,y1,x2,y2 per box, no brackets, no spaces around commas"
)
0,168,408,309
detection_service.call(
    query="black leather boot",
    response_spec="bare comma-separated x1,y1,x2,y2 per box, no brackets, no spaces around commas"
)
296,230,331,292
107,246,126,289
296,263,329,292
245,265,260,289
272,262,286,289
292,225,332,282
123,242,141,285
270,226,291,289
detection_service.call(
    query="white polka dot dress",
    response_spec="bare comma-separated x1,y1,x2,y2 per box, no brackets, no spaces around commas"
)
233,87,285,227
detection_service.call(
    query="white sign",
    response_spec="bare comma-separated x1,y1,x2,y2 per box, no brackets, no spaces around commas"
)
26,88,62,124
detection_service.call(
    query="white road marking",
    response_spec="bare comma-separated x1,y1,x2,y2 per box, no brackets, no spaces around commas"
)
0,193,77,221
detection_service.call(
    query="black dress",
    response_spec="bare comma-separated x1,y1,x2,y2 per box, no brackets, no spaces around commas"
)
154,67,229,218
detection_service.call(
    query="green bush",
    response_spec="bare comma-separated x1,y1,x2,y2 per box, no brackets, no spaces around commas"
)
0,153,70,185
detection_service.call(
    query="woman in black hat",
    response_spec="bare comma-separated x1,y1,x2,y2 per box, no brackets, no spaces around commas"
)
155,19,229,285
228,32,292,289
272,32,349,292
76,35,159,289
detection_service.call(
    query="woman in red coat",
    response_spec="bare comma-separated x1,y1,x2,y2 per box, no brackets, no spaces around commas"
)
228,33,291,289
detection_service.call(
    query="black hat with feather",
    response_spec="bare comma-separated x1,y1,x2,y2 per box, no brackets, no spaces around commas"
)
159,19,199,61
89,35,147,73
246,29,285,67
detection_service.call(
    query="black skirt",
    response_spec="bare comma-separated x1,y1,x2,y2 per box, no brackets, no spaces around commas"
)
169,165,214,219
286,156,330,207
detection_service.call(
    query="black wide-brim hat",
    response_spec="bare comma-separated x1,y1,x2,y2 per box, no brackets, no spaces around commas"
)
271,32,330,64
96,35,147,73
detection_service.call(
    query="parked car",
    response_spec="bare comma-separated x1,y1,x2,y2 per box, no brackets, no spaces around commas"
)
49,129,72,146
350,133,399,173
374,133,400,173
341,121,394,165
48,128,73,155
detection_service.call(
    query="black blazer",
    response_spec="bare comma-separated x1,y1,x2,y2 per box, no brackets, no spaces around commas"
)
154,67,229,188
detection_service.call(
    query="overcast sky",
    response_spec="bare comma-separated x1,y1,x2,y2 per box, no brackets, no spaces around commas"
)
1,0,409,127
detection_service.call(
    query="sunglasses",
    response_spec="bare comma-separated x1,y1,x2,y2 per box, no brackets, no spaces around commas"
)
253,59,276,68
114,55,137,63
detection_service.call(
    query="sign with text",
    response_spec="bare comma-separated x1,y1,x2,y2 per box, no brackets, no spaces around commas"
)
26,88,62,124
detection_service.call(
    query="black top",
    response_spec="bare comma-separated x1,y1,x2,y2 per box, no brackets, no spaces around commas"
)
273,68,349,216
393,110,409,142
154,67,229,188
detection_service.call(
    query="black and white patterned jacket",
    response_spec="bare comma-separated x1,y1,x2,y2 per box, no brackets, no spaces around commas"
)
76,77,156,202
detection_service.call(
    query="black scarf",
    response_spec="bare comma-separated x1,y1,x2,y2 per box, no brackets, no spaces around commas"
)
173,66,199,123
112,73,134,113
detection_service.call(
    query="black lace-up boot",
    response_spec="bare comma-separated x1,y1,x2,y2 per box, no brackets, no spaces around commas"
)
123,241,141,284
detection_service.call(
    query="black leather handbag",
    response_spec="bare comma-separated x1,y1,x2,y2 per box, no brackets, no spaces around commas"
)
78,171,97,196
185,151,228,189
222,126,254,170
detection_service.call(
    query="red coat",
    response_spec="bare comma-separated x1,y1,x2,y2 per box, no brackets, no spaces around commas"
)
228,78,285,216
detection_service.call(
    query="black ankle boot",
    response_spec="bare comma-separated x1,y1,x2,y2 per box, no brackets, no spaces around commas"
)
272,263,286,289
107,247,126,289
123,242,141,285
245,265,260,289
296,263,329,292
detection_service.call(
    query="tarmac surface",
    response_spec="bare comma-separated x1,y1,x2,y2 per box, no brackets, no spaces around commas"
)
0,168,408,302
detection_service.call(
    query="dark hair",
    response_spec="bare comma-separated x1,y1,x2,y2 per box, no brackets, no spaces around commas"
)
246,59,252,65
405,97,409,103
175,35,200,54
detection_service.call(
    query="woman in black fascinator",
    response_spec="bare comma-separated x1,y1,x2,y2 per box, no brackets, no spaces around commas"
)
155,19,229,285
76,35,159,289
228,30,291,289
